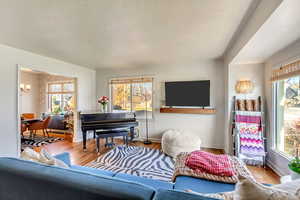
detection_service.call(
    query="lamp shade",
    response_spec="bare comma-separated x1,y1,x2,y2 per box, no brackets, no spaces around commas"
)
235,80,254,94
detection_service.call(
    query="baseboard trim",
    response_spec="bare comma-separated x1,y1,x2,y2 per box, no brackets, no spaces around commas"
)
134,137,161,143
266,159,285,176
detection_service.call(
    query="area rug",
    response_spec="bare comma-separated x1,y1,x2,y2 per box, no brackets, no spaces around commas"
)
85,145,175,182
21,136,64,150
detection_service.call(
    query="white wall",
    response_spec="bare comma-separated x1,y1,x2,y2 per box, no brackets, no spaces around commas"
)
0,44,96,157
96,60,225,149
264,39,300,175
225,63,265,153
20,71,40,117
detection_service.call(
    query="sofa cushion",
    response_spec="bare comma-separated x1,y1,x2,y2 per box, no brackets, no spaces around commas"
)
115,172,174,190
0,158,155,200
71,165,116,177
154,189,220,200
174,176,235,193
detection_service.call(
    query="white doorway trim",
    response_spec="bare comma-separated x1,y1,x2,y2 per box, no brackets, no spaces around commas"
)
16,64,22,156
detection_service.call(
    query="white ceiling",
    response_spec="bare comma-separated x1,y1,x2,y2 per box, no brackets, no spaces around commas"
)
232,0,300,64
0,0,253,69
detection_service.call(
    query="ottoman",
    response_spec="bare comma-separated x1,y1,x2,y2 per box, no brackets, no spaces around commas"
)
161,129,201,158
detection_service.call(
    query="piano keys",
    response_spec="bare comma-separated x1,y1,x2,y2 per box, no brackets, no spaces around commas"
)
80,111,138,151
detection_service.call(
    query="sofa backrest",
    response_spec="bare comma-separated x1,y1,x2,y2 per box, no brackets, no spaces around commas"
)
0,158,155,200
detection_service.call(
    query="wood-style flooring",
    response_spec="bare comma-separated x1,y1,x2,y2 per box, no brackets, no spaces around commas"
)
36,133,280,184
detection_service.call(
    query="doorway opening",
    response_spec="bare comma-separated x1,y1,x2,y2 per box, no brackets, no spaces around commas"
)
18,67,78,152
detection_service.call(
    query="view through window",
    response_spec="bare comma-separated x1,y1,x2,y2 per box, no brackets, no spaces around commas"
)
48,82,75,114
110,78,153,118
275,76,300,157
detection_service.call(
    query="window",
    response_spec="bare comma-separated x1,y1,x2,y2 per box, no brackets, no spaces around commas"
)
110,77,153,119
274,76,300,157
48,82,75,114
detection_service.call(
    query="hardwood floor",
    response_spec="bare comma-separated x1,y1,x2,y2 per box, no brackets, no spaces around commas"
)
40,138,280,184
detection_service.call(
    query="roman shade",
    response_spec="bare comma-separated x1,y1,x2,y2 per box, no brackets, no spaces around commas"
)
271,60,300,81
109,77,153,84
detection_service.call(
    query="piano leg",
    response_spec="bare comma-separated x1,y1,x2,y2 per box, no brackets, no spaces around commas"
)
129,127,135,142
96,136,100,153
82,130,87,151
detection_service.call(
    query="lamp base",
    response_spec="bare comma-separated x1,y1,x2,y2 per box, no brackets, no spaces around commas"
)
143,140,152,145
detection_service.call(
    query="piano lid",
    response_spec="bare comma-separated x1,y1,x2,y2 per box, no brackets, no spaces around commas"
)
80,111,136,121
80,110,135,115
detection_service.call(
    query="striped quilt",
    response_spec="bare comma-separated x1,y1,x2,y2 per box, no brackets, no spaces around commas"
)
235,111,265,157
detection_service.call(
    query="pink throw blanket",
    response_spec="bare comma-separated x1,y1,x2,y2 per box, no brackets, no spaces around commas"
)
185,151,235,177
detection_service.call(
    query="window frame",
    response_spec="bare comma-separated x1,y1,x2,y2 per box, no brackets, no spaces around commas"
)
47,81,75,113
272,78,299,160
109,77,154,119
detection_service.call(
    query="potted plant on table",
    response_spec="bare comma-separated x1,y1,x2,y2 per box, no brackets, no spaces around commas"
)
289,148,300,180
98,96,109,113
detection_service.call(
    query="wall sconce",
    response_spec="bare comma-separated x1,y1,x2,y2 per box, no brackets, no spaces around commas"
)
235,80,254,94
20,84,31,93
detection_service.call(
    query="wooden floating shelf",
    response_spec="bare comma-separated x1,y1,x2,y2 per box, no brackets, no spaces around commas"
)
160,107,216,114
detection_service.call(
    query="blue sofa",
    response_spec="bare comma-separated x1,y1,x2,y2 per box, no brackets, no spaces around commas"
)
0,153,235,200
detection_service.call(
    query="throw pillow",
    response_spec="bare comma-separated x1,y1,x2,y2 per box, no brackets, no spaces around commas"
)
21,148,69,168
234,176,300,200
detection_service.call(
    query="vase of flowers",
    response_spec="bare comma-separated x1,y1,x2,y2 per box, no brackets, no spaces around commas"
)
289,149,300,180
98,96,109,113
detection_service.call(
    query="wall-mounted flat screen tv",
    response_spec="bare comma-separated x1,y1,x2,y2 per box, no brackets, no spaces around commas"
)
165,80,210,107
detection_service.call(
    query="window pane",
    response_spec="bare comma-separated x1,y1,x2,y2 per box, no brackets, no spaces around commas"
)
132,82,152,118
49,84,62,92
63,94,74,112
276,77,300,157
50,94,62,113
63,83,74,92
112,84,131,112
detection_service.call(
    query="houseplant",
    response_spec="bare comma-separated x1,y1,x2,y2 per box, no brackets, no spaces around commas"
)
98,96,109,113
288,148,300,180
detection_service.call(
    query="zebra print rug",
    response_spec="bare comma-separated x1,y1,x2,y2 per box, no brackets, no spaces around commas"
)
21,136,64,150
85,145,175,182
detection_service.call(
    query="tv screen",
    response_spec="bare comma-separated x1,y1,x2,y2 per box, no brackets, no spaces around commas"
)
165,80,210,107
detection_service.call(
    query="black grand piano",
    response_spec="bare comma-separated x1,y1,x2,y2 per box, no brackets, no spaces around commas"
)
80,111,138,151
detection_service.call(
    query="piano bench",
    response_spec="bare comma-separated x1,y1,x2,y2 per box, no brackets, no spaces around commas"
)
95,130,129,152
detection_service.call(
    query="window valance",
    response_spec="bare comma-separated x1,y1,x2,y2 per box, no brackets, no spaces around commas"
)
271,60,300,81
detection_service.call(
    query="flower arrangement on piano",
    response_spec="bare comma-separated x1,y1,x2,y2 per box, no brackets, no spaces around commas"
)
98,96,109,112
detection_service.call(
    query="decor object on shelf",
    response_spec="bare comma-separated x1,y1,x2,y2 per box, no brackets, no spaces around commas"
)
235,80,254,94
98,96,109,113
160,107,216,114
20,83,31,93
289,149,300,180
161,129,201,158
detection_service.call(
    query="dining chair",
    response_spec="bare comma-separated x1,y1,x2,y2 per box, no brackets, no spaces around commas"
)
28,116,51,138
20,123,27,137
22,113,36,120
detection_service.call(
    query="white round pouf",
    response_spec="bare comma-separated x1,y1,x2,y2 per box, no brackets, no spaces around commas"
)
161,129,201,158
